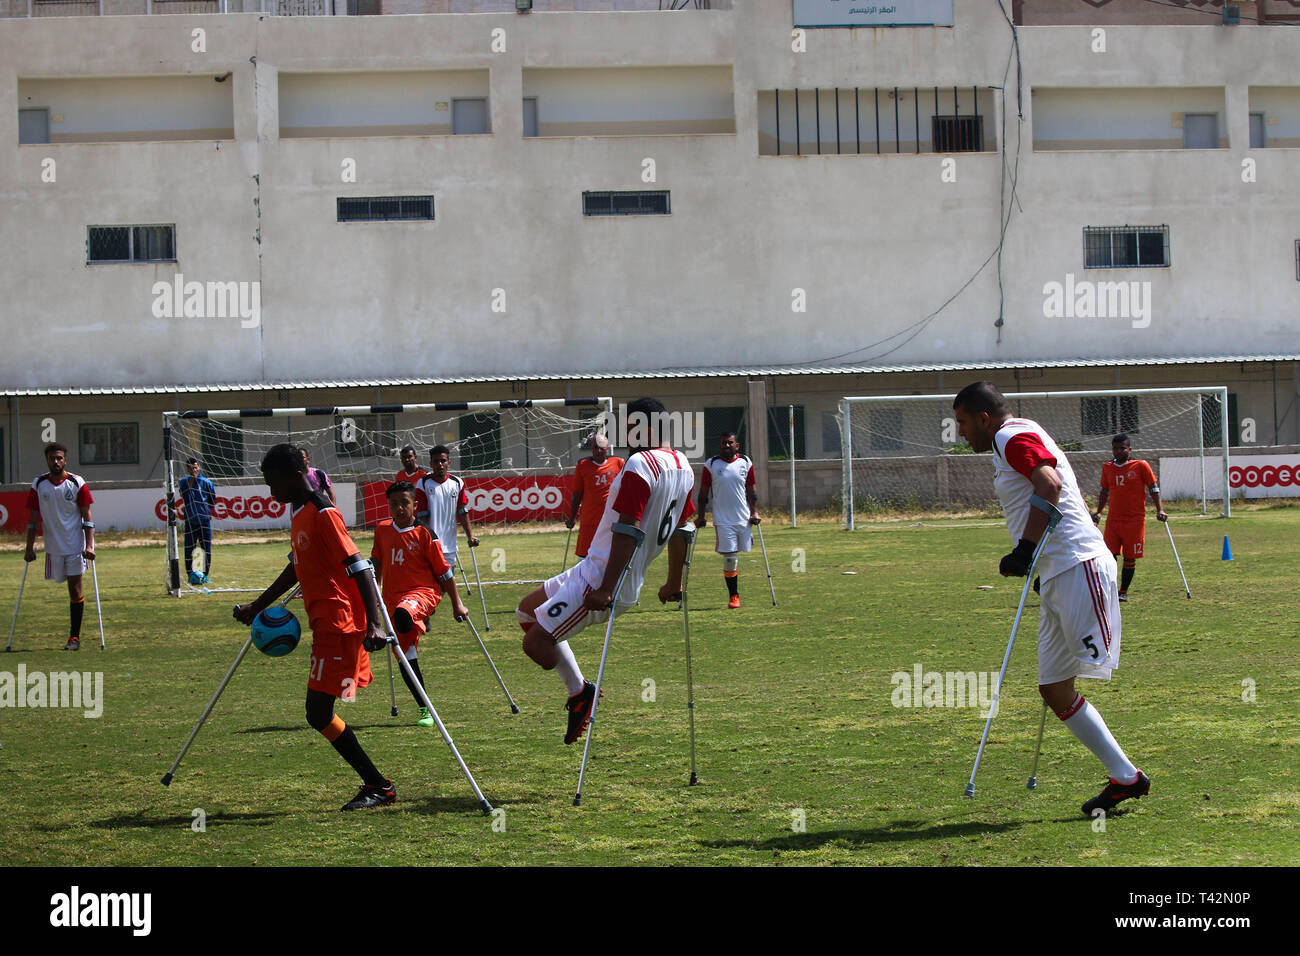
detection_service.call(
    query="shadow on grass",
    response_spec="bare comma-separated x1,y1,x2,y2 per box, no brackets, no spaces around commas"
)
233,723,404,734
31,809,287,833
703,818,1030,851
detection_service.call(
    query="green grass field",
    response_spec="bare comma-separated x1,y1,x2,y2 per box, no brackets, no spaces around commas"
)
1,507,1297,866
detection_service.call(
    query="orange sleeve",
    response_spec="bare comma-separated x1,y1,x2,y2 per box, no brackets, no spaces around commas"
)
317,507,360,567
428,535,452,579
1100,462,1113,492
1141,461,1157,487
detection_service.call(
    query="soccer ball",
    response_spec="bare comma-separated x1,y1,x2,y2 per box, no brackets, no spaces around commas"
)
251,607,302,657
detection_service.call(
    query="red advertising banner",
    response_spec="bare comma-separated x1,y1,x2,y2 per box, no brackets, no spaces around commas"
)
362,475,575,527
0,492,32,534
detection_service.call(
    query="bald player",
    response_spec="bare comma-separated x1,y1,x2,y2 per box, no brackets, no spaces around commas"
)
566,434,625,559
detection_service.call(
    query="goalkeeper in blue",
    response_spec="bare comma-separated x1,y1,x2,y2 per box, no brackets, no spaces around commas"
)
953,381,1150,818
178,458,217,585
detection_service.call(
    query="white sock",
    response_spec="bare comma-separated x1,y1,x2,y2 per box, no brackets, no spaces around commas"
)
1061,695,1139,783
554,640,585,696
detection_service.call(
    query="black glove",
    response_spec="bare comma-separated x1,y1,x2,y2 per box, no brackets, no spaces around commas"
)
363,630,389,652
999,538,1037,577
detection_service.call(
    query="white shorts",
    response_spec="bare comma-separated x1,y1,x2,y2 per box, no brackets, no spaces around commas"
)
714,522,753,554
45,552,87,583
534,562,633,642
1038,557,1122,685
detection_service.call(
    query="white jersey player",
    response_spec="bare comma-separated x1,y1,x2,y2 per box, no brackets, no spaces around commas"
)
417,445,478,563
954,382,1150,817
694,431,761,608
515,398,695,746
23,443,96,650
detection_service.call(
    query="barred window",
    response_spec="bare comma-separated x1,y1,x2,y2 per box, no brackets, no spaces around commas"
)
79,423,139,466
1084,226,1169,269
582,191,670,216
87,225,176,263
337,196,434,222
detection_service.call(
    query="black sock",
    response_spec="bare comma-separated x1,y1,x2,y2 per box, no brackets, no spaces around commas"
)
1121,566,1135,592
331,728,387,789
70,600,84,638
726,575,739,597
203,547,212,576
402,658,427,706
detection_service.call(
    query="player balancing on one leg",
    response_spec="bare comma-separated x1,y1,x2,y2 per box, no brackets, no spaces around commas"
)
178,457,216,585
234,444,396,811
694,431,760,609
371,481,470,727
515,398,696,744
418,445,480,576
23,443,96,651
1092,434,1167,603
953,382,1151,817
566,433,625,559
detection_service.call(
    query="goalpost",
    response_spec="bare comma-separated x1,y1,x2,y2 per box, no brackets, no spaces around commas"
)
837,387,1231,529
162,397,613,595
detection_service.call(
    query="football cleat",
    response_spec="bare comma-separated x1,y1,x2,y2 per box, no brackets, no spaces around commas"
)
728,594,741,609
417,707,436,728
1082,770,1150,816
341,779,396,811
564,680,603,745
63,637,81,651
1118,591,1128,603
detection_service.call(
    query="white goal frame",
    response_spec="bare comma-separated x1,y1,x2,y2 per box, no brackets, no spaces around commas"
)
162,396,613,595
839,387,1231,529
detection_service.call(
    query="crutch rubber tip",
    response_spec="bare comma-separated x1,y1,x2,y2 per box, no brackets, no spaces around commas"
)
689,773,699,786
390,707,399,717
479,799,493,814
485,625,491,632
1027,778,1037,790
161,773,173,787
964,783,976,797
573,794,582,807
510,704,520,714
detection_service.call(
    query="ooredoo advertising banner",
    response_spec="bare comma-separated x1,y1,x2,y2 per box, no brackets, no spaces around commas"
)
2,485,357,533
362,476,572,527
1160,455,1300,500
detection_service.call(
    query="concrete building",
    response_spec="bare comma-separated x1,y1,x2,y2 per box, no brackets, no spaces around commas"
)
1,0,1298,512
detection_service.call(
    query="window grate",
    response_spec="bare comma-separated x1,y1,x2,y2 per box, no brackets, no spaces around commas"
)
932,115,982,153
337,196,434,222
582,191,670,217
1083,225,1170,269
87,224,175,263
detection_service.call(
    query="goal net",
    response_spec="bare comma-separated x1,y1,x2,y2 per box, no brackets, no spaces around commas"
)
162,397,612,595
837,387,1230,528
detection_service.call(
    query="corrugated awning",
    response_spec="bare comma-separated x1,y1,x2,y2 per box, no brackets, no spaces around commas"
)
4,354,1297,397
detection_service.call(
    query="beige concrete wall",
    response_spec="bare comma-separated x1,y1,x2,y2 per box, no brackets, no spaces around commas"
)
523,65,735,137
279,69,488,137
1015,0,1263,26
18,75,235,142
1249,86,1300,146
1033,87,1228,150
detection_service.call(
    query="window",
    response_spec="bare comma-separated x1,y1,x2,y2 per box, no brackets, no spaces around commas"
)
1083,226,1169,269
583,191,671,217
523,97,539,138
1081,396,1139,437
703,407,746,455
200,419,244,479
767,406,806,460
452,98,491,135
337,197,433,222
87,225,175,263
459,412,502,470
933,115,983,152
335,413,395,459
79,423,139,466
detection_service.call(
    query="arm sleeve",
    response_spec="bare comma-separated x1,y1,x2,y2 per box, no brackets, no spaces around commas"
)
1003,434,1057,480
204,478,216,505
77,484,94,507
456,482,469,514
428,536,452,580
1100,463,1111,492
317,508,359,567
611,471,653,522
680,490,696,523
699,467,712,493
1141,461,1157,487
369,527,382,567
26,488,38,512
745,466,757,490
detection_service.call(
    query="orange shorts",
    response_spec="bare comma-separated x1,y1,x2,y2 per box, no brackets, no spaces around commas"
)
308,629,374,701
575,519,600,558
1104,519,1146,561
386,588,441,654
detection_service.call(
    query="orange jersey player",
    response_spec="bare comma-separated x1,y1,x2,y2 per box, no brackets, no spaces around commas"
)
1092,433,1167,602
371,481,469,725
566,434,625,558
394,445,429,512
235,443,396,812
